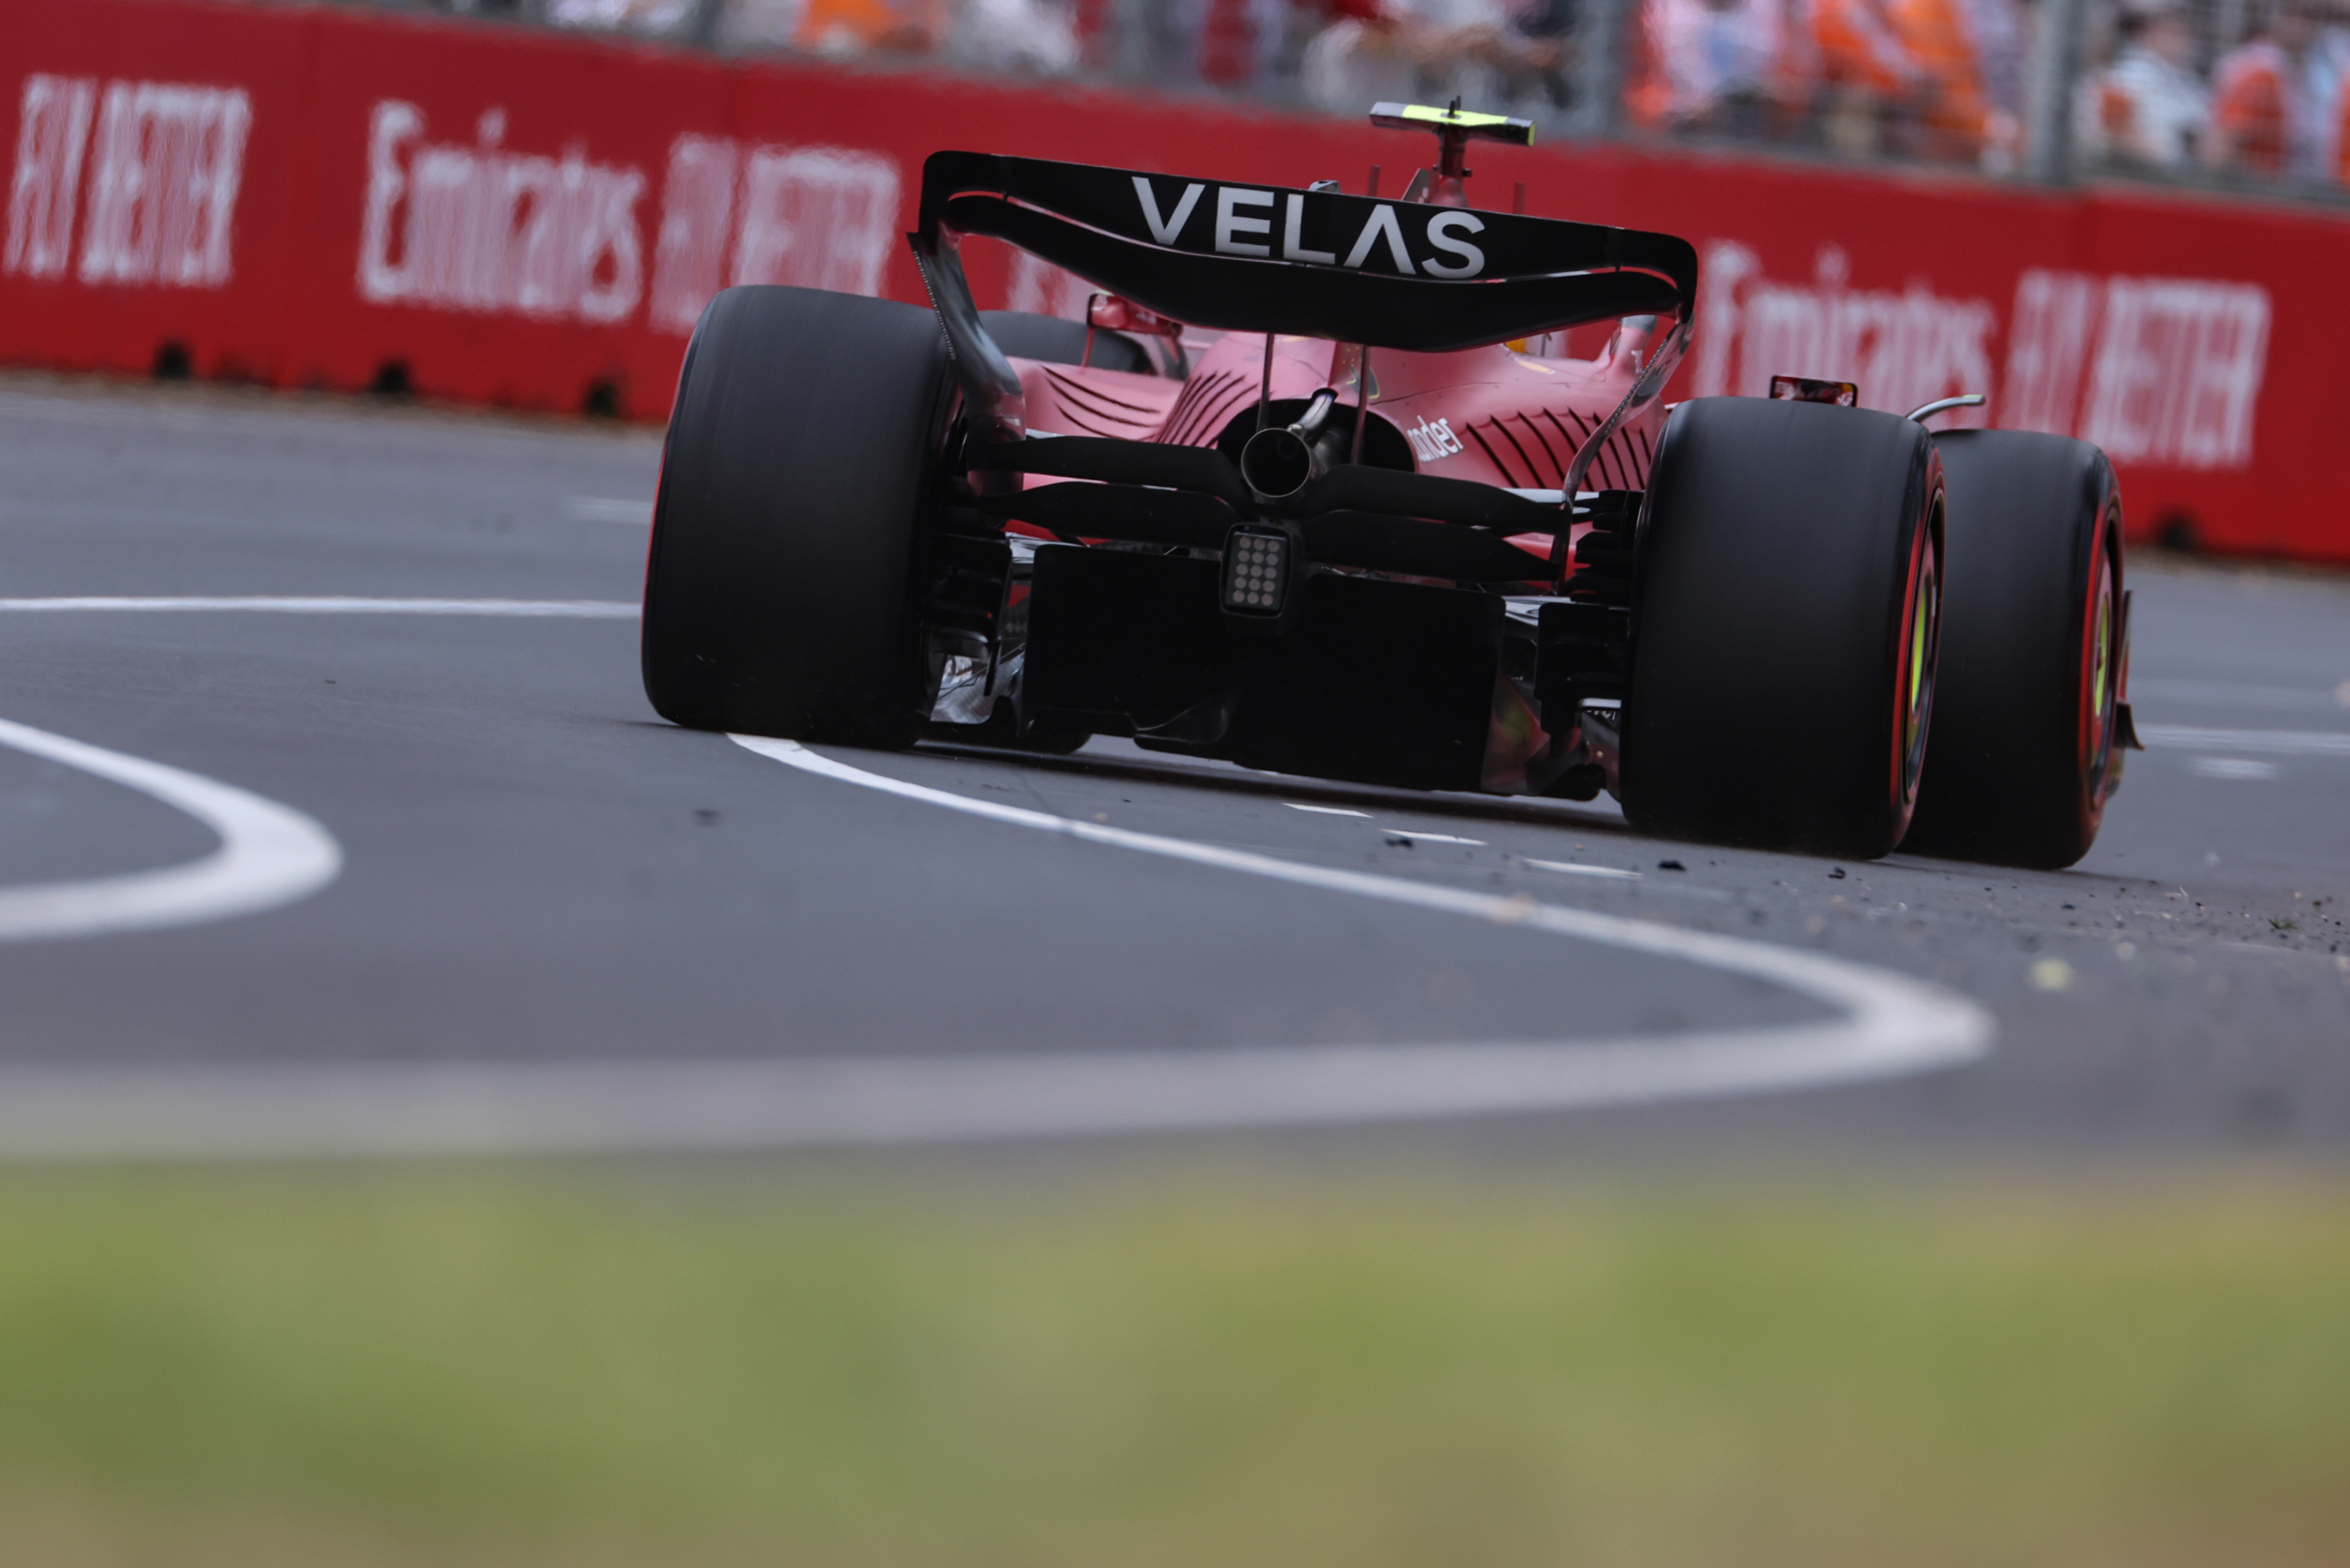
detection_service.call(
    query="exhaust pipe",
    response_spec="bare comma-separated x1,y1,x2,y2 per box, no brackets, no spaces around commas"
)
1240,389,1339,503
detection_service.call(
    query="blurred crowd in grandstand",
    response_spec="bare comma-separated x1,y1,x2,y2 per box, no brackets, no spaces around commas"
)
1624,0,2350,181
425,0,2350,192
2078,0,2350,180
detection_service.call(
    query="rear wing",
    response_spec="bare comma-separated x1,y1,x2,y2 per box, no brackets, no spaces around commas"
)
908,150,1697,438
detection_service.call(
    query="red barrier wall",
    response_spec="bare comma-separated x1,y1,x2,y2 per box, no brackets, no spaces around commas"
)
4,0,2344,561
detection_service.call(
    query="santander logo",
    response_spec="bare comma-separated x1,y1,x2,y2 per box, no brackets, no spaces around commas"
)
1405,414,1464,464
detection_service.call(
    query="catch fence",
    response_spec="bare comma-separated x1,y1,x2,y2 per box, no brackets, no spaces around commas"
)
429,0,2350,205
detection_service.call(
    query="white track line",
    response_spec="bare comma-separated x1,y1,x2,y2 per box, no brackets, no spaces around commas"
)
2138,725,2350,757
2130,678,2350,715
0,717,341,943
568,497,654,524
1523,858,1643,880
0,738,1989,1160
0,597,637,616
713,738,1992,1131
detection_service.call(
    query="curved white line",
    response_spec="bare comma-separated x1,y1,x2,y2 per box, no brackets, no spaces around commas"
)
0,717,342,942
723,737,1993,1131
0,597,637,617
0,737,1986,1161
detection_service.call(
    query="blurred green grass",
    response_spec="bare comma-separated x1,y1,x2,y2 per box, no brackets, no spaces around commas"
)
0,1164,2345,1568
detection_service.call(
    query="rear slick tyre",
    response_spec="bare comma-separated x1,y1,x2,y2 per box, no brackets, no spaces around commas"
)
1619,397,1944,860
642,286,952,747
1901,430,2124,869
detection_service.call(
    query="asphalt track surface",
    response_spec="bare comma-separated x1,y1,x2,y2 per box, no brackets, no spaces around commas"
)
1,373,2345,1158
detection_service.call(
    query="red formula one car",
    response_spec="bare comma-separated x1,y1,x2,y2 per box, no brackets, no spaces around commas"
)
642,104,2136,867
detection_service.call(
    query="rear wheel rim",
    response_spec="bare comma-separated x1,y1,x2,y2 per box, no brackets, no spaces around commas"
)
2083,535,2118,797
1895,505,1941,815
